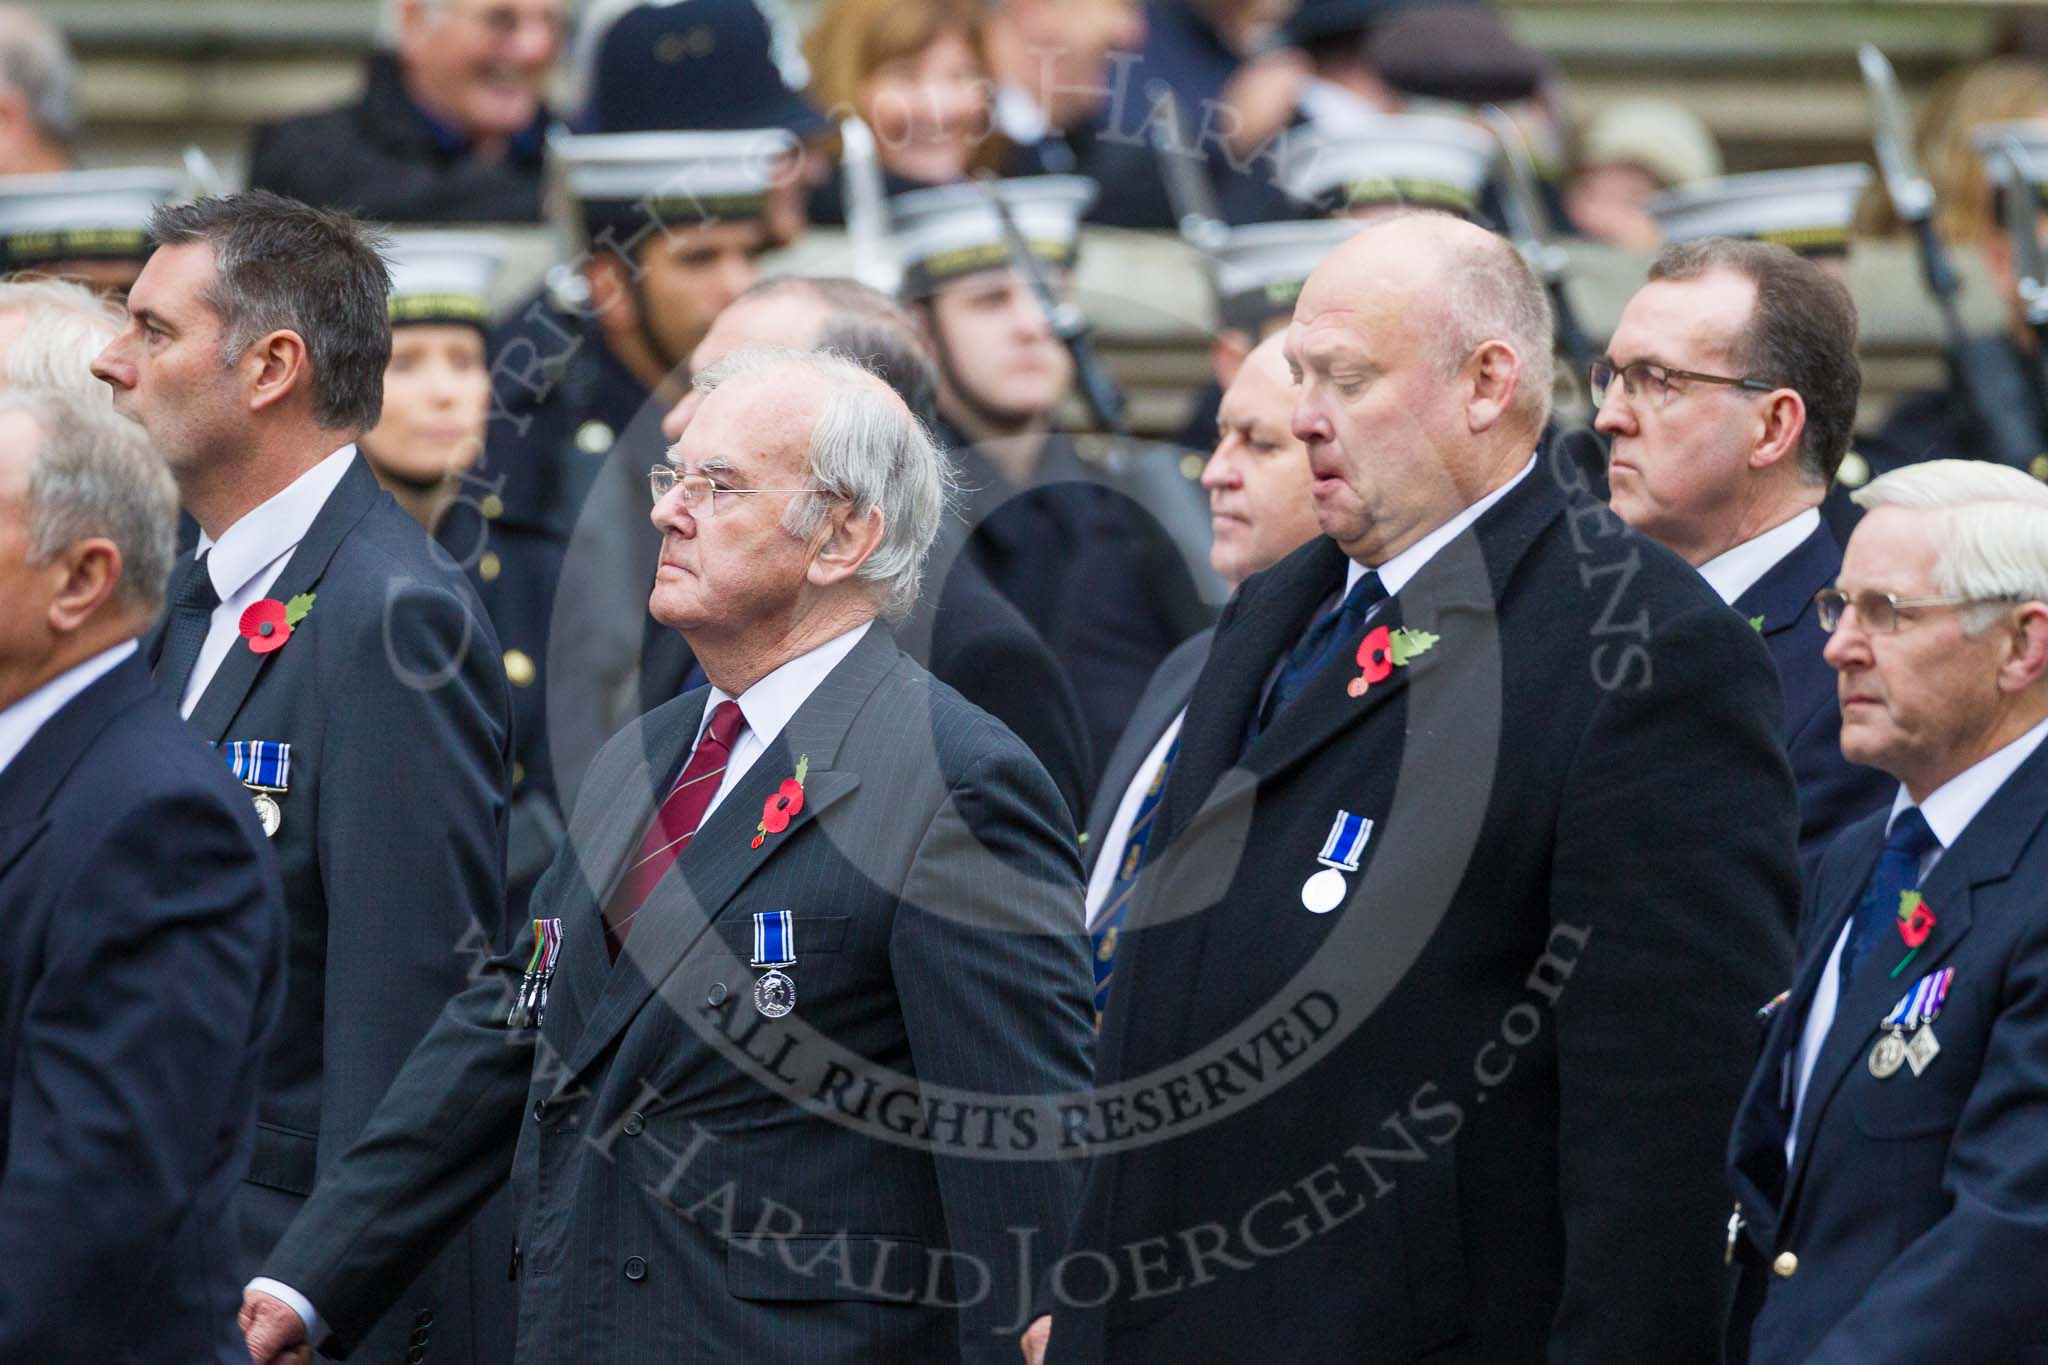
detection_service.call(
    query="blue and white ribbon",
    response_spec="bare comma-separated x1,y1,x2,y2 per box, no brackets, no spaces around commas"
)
223,740,290,790
752,910,795,968
1316,810,1373,872
1883,967,1955,1032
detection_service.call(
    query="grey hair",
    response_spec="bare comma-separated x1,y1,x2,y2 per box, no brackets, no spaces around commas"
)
1410,211,1555,431
1854,459,2048,637
148,193,393,432
0,6,78,148
0,276,121,395
1,387,179,616
691,345,950,623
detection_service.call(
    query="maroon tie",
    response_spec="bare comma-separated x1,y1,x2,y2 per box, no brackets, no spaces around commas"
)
605,700,745,961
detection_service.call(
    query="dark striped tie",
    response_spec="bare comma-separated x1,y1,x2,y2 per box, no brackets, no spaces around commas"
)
154,551,218,706
1089,733,1180,1024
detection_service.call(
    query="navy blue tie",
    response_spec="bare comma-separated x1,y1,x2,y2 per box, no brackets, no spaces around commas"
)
154,551,217,706
1839,807,1940,985
1248,571,1389,745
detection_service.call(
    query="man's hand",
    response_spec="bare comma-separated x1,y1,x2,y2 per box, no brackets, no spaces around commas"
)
1020,1313,1052,1364
241,1288,310,1364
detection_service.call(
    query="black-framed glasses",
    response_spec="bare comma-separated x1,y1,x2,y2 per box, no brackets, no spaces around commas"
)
1814,588,2018,634
648,466,821,512
1590,357,1778,410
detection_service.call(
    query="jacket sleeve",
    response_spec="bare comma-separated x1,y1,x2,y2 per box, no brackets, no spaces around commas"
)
1545,601,1801,1363
314,572,512,1169
0,790,281,1358
261,917,541,1358
894,725,1096,1365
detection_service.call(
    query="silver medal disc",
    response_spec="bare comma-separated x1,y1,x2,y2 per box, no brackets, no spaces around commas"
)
1868,1030,1907,1080
1301,867,1347,914
252,791,281,838
754,968,796,1018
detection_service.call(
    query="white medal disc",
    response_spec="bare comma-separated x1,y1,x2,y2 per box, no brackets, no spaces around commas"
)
1868,1031,1906,1080
252,791,281,838
1301,867,1347,914
754,968,796,1018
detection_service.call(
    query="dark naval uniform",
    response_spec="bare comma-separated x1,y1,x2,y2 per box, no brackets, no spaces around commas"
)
439,290,658,912
945,425,1214,783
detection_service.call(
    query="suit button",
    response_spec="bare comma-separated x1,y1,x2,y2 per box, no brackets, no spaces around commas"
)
624,1255,648,1281
479,551,501,582
1772,1251,1799,1278
415,1309,434,1327
406,1348,425,1363
504,649,536,687
410,1328,429,1346
706,981,727,1006
622,1111,645,1137
480,493,505,519
532,1100,548,1122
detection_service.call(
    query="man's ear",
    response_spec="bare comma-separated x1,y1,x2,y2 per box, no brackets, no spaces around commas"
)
1999,601,2048,694
583,253,637,325
805,501,885,590
1465,339,1520,433
1211,333,1251,389
1749,389,1808,474
246,329,313,414
44,538,122,636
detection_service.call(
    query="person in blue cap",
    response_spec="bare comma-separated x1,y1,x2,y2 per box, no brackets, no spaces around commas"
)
247,0,569,223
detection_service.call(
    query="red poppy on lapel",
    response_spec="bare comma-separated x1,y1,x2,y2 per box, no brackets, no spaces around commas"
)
240,599,292,654
751,756,810,849
1348,626,1396,698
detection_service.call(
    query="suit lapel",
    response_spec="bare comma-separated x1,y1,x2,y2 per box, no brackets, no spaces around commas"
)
185,457,383,743
559,627,897,1080
1733,521,1836,641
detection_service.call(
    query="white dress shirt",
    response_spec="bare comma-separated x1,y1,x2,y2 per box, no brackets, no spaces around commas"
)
1697,507,1820,607
1785,714,2048,1164
251,616,878,1345
1084,710,1187,929
0,640,137,779
179,444,356,718
687,620,872,821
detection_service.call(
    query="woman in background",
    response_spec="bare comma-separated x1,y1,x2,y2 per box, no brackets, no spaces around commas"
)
360,232,504,530
803,0,1001,223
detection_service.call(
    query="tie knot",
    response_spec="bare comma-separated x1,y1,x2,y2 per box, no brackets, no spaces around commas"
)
1887,806,1939,858
704,699,745,751
1338,570,1389,623
177,553,219,610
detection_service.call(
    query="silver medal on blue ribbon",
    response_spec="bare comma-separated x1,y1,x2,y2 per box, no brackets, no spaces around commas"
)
751,910,797,1017
223,740,290,837
1302,810,1372,914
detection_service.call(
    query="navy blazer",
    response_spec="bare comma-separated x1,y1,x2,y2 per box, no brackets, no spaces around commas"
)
0,653,283,1362
1727,737,2048,1365
1051,454,1800,1364
1732,521,1892,876
146,454,516,1363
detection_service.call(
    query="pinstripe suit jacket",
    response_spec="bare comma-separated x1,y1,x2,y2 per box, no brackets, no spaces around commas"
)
263,623,1095,1363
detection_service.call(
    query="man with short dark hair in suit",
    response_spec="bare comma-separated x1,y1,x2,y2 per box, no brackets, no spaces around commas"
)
242,347,1093,1364
1601,237,1890,874
1030,211,1799,1364
90,191,515,1364
0,388,283,1362
1727,461,2048,1364
1083,331,1323,1019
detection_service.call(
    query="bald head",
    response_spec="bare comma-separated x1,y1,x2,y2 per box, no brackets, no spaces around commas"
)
1285,211,1553,564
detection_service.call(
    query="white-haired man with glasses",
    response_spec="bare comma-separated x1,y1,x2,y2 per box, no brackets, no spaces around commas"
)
243,345,1094,1365
1598,237,1890,873
1726,458,2048,1365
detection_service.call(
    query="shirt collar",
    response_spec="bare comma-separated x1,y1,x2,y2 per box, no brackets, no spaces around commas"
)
1697,507,1821,606
0,640,138,780
696,621,873,750
197,445,357,602
1346,452,1536,598
1888,713,2048,851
